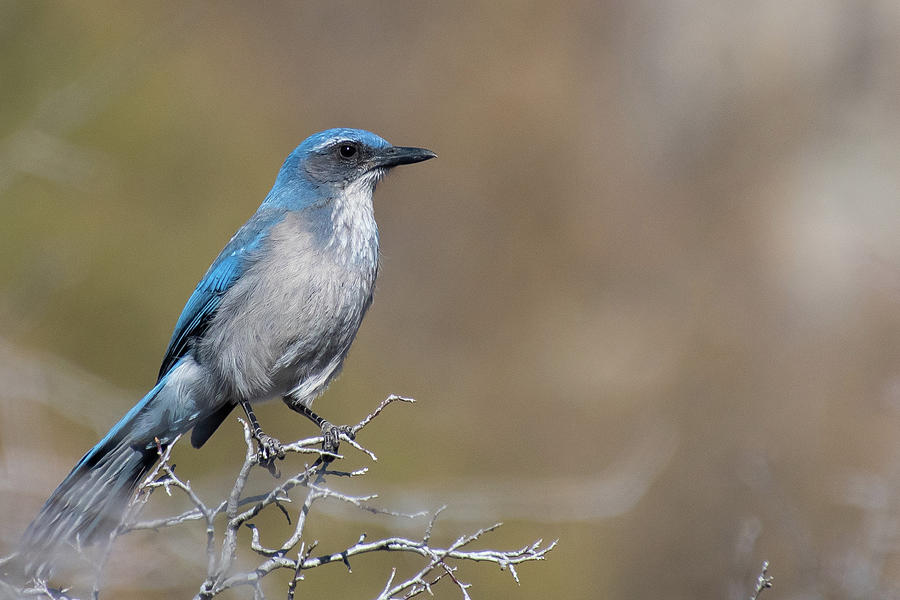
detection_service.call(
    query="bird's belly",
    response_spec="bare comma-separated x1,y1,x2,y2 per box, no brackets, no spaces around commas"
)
268,271,374,401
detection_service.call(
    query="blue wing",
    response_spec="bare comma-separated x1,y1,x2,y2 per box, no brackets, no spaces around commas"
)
157,209,286,380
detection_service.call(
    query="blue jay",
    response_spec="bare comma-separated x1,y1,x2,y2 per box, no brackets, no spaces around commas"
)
21,128,435,572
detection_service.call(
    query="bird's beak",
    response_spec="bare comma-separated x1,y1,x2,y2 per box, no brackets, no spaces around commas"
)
373,146,437,169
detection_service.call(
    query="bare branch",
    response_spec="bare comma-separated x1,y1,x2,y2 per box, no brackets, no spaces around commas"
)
749,561,774,600
8,396,555,600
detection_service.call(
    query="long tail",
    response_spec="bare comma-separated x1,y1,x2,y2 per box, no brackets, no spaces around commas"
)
20,376,175,576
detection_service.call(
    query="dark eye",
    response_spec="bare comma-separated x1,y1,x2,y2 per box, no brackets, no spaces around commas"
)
338,143,357,159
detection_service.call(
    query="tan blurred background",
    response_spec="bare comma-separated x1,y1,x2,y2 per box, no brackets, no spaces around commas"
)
3,1,900,598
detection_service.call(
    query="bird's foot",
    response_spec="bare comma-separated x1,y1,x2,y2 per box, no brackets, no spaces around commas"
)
320,421,355,462
253,432,285,476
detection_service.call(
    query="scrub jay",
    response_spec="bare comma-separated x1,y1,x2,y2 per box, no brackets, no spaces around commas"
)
21,128,435,572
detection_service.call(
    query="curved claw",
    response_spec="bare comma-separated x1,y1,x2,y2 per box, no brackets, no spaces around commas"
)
255,433,285,475
320,421,355,461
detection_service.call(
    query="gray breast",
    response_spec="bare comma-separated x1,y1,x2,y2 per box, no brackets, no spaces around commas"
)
200,203,379,403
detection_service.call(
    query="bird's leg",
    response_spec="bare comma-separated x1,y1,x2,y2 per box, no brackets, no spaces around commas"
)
240,400,285,469
282,398,355,460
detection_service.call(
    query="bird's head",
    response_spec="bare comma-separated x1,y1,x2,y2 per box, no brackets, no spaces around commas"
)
269,129,435,204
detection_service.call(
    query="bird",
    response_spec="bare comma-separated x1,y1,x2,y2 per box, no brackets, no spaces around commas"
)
20,128,435,575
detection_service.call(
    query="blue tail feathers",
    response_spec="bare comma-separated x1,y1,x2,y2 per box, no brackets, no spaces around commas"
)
20,378,171,576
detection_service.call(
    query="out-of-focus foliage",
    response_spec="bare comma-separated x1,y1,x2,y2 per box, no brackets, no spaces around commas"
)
3,2,900,598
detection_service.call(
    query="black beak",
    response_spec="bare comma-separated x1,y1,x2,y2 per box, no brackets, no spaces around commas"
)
374,146,437,169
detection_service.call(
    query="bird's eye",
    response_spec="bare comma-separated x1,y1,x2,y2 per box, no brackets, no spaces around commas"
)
338,143,357,159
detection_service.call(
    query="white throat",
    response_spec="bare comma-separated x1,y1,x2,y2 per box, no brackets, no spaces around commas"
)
327,170,382,266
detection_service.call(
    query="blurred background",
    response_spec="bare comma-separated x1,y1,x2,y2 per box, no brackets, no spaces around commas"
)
3,1,900,598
